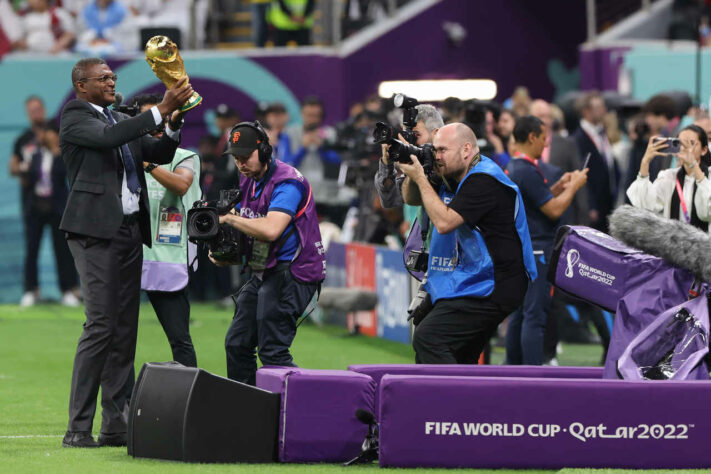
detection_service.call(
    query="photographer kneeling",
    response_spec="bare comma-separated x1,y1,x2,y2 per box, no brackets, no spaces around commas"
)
398,123,537,364
210,122,326,385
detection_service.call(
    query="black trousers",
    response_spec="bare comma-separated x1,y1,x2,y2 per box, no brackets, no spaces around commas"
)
273,28,310,46
413,297,510,364
146,287,197,367
24,197,77,292
225,264,317,385
66,221,142,434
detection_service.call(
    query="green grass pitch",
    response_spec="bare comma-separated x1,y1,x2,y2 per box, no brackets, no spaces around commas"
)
0,302,698,474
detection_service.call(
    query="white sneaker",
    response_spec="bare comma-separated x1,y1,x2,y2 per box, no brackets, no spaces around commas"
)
61,292,80,307
543,357,559,367
20,292,36,307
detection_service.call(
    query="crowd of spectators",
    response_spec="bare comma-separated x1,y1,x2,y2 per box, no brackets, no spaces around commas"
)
0,0,205,56
0,0,419,56
10,81,711,321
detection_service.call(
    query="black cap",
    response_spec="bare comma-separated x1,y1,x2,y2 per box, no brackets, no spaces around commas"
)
224,124,262,156
215,103,238,118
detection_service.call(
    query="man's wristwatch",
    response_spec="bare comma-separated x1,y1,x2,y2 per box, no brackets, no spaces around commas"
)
167,118,184,131
144,163,158,173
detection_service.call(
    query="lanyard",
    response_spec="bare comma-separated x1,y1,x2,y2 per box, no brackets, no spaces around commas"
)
674,178,691,223
515,152,547,184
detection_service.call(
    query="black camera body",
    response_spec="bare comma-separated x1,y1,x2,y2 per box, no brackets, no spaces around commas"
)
405,249,429,273
187,188,244,262
372,122,435,175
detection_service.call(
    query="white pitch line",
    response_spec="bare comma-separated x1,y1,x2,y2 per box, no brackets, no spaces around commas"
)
0,435,63,439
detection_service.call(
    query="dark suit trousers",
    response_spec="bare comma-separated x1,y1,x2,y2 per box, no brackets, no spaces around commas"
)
66,220,142,434
146,288,197,367
24,197,77,292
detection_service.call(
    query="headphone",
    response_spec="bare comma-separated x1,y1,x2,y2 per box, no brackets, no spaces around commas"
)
232,120,273,164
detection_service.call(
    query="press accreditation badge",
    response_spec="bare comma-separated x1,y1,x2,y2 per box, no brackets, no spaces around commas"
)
250,240,270,271
157,207,183,244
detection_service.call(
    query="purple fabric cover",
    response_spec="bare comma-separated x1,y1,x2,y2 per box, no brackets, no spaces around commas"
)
603,269,698,378
550,226,689,312
617,294,709,380
348,364,603,413
379,374,711,469
402,219,425,281
255,367,375,463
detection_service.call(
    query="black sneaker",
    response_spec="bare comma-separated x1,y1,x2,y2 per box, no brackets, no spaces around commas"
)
62,431,99,448
98,432,127,447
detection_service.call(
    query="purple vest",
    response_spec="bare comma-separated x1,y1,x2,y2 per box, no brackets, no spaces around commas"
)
238,160,326,283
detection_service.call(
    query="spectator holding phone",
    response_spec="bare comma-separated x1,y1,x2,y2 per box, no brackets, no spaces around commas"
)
283,96,340,203
627,125,711,232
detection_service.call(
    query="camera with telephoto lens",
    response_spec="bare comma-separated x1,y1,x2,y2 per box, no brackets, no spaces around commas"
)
187,188,244,262
372,122,436,175
377,93,419,145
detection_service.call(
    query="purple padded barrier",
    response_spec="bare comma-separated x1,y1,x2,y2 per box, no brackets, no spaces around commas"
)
379,375,711,469
256,367,375,463
348,364,603,412
548,226,692,312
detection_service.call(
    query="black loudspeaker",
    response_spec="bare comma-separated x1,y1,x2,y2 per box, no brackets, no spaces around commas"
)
127,362,280,463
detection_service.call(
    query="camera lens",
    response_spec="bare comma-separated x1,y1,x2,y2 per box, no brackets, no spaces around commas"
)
195,213,215,233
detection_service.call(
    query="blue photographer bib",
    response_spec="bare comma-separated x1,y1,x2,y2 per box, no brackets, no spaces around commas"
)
424,157,537,304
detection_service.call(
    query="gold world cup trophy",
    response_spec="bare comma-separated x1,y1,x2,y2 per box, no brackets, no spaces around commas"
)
145,35,202,112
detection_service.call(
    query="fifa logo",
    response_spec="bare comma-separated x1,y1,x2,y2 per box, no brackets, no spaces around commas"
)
565,249,580,278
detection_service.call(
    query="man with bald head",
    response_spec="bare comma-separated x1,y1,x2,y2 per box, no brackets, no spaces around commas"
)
530,99,588,226
397,123,537,364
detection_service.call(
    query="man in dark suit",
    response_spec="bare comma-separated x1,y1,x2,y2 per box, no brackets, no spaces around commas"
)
572,92,619,233
530,99,589,226
59,57,194,448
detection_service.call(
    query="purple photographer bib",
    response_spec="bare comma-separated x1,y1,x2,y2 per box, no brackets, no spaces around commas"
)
239,160,326,283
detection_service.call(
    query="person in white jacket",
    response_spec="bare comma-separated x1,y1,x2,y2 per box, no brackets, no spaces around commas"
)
627,124,711,232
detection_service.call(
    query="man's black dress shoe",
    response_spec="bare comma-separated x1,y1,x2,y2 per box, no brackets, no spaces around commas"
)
98,432,127,447
62,431,99,448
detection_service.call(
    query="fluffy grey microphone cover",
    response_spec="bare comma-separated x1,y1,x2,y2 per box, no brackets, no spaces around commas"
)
609,205,711,282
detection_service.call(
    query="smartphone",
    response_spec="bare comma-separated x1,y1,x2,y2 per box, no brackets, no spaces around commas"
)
581,152,591,170
653,137,681,154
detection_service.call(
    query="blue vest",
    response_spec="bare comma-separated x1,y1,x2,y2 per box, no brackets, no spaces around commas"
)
424,157,537,303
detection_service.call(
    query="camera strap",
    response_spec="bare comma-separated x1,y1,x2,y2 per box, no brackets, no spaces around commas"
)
419,211,430,251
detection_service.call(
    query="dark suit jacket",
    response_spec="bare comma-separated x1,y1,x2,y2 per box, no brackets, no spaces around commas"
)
59,99,178,246
548,134,589,226
26,149,69,216
573,127,619,232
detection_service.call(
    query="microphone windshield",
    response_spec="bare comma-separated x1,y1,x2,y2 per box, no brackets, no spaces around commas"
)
113,92,124,107
609,205,711,282
355,408,375,425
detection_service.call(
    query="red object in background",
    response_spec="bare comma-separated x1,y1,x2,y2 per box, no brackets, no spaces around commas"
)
0,26,11,60
345,242,377,337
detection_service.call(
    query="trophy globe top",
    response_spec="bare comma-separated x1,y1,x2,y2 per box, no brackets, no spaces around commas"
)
145,36,178,63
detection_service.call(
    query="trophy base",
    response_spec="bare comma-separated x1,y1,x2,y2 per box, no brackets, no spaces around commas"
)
180,92,203,113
